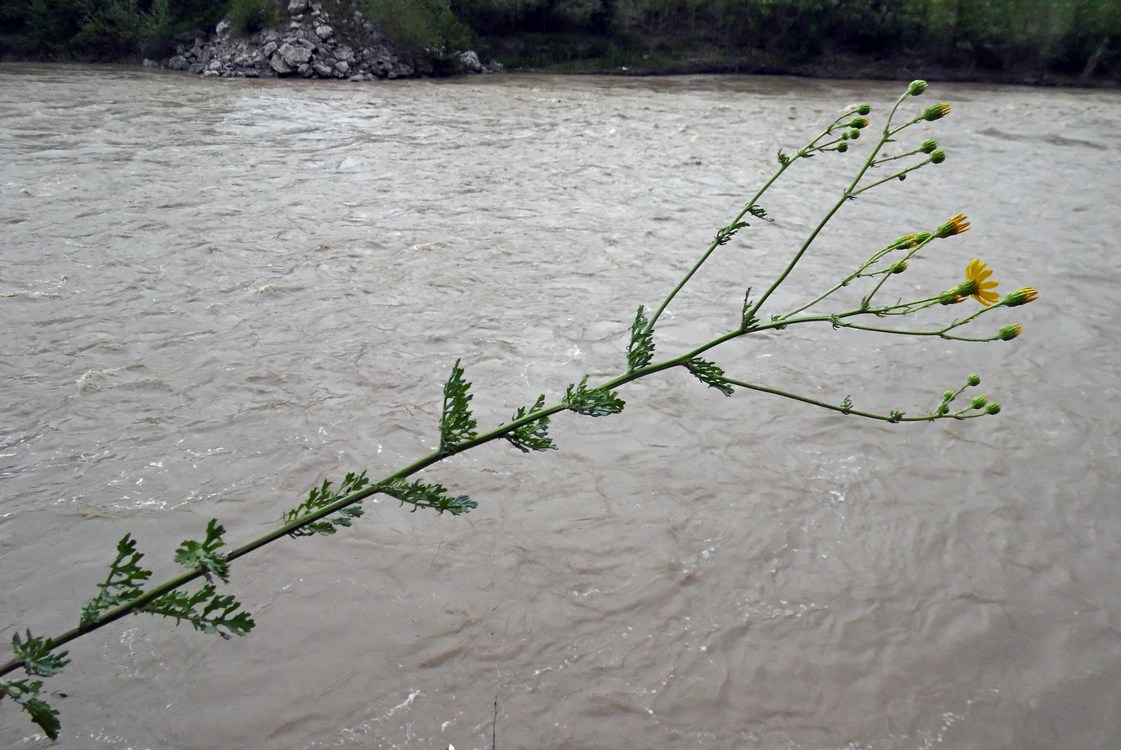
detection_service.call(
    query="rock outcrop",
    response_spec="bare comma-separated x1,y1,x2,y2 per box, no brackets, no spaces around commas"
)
158,1,498,81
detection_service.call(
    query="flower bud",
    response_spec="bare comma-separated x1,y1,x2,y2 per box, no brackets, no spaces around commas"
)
999,324,1023,341
919,138,938,153
1002,287,1038,307
857,103,872,115
930,149,946,164
848,128,861,140
934,214,970,238
908,80,928,96
970,395,988,409
922,102,951,121
986,402,1001,415
938,403,950,415
891,260,908,274
836,141,848,152
967,374,981,387
850,117,870,130
943,390,955,401
939,290,966,305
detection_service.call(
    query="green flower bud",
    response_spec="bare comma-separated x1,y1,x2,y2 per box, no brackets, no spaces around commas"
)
908,80,928,96
922,102,951,121
967,374,981,387
943,390,955,401
1002,287,1038,307
939,290,966,305
930,149,946,164
986,402,1001,415
836,141,848,152
999,324,1023,341
848,129,861,140
850,117,870,129
891,260,908,274
938,403,950,415
970,395,988,409
919,138,938,153
857,103,872,115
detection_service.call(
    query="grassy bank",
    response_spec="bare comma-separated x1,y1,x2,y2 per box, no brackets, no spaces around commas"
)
1,0,1119,86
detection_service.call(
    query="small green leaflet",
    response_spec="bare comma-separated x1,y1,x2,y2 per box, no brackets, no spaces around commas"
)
627,305,655,371
379,478,477,515
141,585,255,640
684,358,734,396
745,204,772,222
841,395,854,413
285,471,370,537
564,375,625,417
740,287,758,331
174,519,230,583
80,534,153,627
440,358,478,452
505,395,556,453
714,221,748,247
0,678,61,740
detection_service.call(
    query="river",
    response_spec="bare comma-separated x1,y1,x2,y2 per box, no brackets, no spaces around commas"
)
2,63,1120,749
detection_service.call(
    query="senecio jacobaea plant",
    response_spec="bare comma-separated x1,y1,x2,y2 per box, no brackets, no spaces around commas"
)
1,80,1037,740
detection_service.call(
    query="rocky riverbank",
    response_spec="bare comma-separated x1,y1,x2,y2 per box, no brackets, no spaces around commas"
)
155,0,497,81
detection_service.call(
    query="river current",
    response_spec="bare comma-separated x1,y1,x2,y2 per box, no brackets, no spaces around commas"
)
2,64,1120,749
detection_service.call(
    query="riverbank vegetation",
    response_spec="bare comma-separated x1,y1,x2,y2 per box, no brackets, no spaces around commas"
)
1,0,1119,84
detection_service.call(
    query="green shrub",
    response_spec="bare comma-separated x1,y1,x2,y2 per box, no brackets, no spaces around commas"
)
357,0,470,58
228,0,279,35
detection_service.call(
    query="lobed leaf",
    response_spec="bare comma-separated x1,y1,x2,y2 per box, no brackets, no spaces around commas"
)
379,478,477,515
80,534,153,627
174,518,230,583
285,471,370,537
626,305,655,371
505,395,556,453
439,358,478,452
564,375,625,417
141,584,255,640
11,630,69,678
684,358,734,397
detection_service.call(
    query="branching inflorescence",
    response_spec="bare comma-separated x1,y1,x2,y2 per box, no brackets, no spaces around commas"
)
0,80,1037,740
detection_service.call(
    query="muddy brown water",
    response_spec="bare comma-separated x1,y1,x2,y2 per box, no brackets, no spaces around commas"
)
2,63,1120,749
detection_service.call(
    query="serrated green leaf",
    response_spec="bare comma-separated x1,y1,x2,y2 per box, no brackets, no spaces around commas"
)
81,534,153,627
564,375,625,417
684,358,734,396
1,678,62,741
285,471,370,538
142,584,255,640
626,305,655,371
505,395,556,453
740,287,758,331
174,519,230,583
440,358,478,452
746,204,773,222
24,696,62,740
380,478,477,515
714,221,748,246
12,631,69,678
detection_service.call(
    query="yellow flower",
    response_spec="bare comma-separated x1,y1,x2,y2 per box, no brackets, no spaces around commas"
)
964,258,999,306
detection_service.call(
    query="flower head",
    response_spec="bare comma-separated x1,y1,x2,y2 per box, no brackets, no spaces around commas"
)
922,102,952,121
935,214,971,238
1002,287,1038,307
908,80,928,96
999,324,1023,341
963,258,999,306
